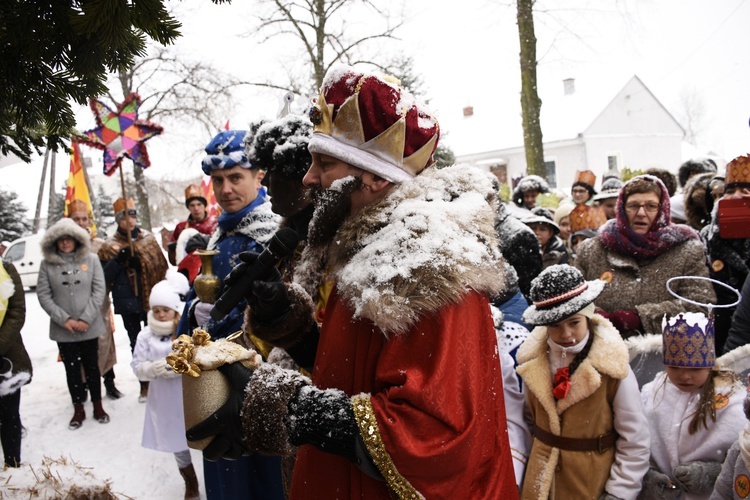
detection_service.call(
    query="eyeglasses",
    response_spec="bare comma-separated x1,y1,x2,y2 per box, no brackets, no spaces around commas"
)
571,188,588,194
624,203,660,214
126,209,137,216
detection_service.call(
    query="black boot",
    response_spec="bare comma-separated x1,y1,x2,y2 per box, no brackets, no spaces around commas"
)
138,381,149,403
93,400,110,424
104,373,123,400
179,464,200,500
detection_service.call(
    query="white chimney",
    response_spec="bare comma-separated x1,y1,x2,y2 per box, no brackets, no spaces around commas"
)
563,78,575,96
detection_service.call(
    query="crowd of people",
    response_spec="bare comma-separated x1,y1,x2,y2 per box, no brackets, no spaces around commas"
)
3,64,750,499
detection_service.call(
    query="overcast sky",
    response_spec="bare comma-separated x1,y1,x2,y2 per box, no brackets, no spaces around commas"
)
4,0,749,220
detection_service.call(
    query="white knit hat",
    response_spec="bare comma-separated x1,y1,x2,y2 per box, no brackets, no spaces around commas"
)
149,280,185,314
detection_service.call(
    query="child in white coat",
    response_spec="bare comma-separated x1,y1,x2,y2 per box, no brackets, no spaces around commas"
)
641,312,745,500
131,275,199,500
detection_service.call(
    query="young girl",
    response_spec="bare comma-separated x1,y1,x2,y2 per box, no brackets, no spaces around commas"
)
131,274,199,500
641,312,745,499
517,264,650,499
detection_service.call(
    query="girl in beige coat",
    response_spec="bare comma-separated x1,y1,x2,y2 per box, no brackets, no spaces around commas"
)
518,265,650,499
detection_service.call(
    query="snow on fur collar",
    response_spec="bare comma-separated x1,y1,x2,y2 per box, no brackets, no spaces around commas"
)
207,198,278,250
41,219,91,264
295,164,509,336
516,314,629,431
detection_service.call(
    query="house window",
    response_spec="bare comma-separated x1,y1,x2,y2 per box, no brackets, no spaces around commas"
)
489,164,507,184
607,155,620,171
544,160,557,188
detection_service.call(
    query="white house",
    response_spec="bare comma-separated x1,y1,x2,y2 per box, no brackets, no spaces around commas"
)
443,75,685,191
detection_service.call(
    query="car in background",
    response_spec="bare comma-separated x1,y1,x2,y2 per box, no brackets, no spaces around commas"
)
3,232,44,289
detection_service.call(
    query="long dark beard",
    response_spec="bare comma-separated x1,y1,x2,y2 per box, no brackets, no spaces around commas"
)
307,176,362,248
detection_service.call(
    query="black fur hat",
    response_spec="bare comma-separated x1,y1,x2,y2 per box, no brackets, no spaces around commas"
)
246,115,312,179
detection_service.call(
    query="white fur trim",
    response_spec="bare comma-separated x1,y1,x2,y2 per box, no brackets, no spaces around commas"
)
308,133,414,184
0,371,31,397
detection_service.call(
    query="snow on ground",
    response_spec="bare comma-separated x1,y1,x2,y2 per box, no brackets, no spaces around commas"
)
0,289,205,499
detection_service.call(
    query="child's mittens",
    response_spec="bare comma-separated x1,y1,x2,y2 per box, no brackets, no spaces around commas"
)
641,468,680,499
153,361,180,379
673,461,723,494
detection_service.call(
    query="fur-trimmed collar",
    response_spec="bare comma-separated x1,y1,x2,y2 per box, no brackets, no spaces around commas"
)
294,164,509,336
207,198,278,250
41,219,91,264
516,315,629,433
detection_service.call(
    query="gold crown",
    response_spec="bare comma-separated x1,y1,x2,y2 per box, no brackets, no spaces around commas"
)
726,154,750,186
185,184,204,201
68,199,88,214
310,78,438,177
574,170,597,188
113,197,135,214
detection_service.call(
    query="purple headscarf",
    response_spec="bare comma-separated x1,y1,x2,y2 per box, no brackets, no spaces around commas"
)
599,174,699,259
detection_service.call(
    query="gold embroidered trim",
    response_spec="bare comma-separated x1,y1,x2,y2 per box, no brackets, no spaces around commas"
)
351,394,424,500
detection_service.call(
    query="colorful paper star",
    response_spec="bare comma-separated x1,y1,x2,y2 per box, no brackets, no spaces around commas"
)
75,93,164,176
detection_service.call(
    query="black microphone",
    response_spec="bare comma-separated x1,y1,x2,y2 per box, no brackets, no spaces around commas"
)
210,228,300,321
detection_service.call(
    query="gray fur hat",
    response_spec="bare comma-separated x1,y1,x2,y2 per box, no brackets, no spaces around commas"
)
522,264,605,326
512,175,550,206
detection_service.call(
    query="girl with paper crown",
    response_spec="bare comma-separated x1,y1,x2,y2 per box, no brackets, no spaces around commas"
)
517,264,650,499
641,312,745,499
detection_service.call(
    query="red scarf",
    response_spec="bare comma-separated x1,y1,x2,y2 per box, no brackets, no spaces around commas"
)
553,367,571,400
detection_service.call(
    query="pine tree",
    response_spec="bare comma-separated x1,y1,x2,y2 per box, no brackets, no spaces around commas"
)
0,188,33,242
94,184,116,238
0,0,227,163
46,182,67,229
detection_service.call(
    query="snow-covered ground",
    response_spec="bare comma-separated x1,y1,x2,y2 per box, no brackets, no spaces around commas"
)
0,288,205,499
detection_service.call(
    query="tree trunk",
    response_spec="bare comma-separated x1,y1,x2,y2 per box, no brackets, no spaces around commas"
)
33,147,50,233
516,0,545,178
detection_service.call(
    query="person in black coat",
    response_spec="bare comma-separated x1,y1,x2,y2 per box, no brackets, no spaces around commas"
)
495,202,543,300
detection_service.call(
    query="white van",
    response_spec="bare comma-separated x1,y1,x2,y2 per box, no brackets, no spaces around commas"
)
3,232,44,289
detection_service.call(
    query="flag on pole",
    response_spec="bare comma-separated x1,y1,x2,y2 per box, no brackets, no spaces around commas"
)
201,175,221,218
65,142,97,234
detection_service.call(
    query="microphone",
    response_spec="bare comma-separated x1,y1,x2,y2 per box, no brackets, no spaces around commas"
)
210,228,300,321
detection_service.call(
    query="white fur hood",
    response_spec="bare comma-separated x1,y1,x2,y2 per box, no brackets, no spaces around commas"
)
41,218,91,264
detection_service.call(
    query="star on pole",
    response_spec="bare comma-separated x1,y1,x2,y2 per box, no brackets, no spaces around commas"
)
75,92,164,176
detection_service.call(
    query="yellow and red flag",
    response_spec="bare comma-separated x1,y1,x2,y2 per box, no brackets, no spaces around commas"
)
202,175,221,218
65,142,97,234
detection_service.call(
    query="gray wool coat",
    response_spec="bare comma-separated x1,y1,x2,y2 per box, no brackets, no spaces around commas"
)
575,236,716,335
37,219,106,343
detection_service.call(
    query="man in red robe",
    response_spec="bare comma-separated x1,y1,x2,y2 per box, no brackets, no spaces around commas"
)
188,65,518,499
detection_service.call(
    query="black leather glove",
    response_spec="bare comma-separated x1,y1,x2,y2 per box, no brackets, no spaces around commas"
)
116,247,131,264
185,362,254,461
222,252,281,290
249,281,291,326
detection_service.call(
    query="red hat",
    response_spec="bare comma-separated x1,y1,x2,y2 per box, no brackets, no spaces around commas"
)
308,65,440,183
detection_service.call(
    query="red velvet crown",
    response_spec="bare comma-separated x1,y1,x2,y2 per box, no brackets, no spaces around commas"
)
308,65,440,183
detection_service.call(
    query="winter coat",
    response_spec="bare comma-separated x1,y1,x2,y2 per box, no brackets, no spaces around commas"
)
131,320,188,453
516,315,650,499
642,371,745,500
702,217,750,353
177,192,279,340
285,165,518,499
99,228,168,315
710,441,750,500
89,237,116,375
723,276,750,354
0,262,32,396
575,237,715,335
496,202,543,298
542,235,570,269
37,220,106,343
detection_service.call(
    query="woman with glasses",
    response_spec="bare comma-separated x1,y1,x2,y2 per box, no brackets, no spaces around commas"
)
37,218,109,429
574,175,715,338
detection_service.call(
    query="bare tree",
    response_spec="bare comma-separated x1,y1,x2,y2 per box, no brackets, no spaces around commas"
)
106,45,244,230
517,0,545,178
676,87,706,146
251,0,405,92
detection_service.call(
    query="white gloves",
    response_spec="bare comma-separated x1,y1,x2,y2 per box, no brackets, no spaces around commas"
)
136,360,180,380
194,301,214,326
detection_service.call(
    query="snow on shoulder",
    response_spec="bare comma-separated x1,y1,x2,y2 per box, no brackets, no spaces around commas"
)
333,163,509,335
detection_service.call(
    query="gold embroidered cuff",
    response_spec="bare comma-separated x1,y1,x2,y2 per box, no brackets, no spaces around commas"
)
351,394,424,500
